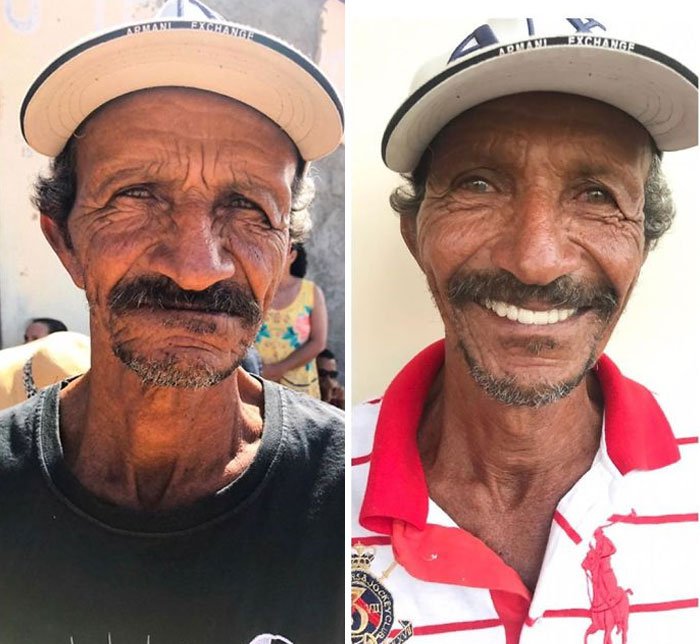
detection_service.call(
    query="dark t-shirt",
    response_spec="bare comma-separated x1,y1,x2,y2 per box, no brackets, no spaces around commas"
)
0,379,344,644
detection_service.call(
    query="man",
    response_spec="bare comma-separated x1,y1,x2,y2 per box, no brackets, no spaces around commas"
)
317,348,345,409
24,317,68,342
352,18,697,644
0,1,343,643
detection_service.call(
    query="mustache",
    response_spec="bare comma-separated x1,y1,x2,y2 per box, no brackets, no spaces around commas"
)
447,270,619,319
107,275,262,327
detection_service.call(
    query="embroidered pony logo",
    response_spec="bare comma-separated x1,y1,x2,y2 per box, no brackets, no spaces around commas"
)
582,527,632,644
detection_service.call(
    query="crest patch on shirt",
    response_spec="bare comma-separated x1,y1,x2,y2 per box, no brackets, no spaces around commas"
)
352,546,413,643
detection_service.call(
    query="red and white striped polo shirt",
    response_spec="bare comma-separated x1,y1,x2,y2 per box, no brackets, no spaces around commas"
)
351,340,698,643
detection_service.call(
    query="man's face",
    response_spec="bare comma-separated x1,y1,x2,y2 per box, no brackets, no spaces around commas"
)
45,88,297,388
402,93,652,406
318,356,339,400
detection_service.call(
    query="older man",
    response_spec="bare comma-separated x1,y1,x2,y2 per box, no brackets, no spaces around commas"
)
352,19,697,644
0,2,343,643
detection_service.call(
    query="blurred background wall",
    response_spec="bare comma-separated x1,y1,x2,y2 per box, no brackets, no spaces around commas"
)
0,0,345,379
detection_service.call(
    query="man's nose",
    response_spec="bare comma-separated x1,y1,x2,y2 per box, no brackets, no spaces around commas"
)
148,203,236,291
489,189,579,285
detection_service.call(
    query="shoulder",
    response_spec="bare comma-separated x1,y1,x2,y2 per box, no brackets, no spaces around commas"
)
265,383,344,519
300,279,324,305
278,383,343,445
267,381,344,471
0,392,45,473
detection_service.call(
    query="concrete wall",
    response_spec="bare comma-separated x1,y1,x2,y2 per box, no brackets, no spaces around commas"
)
0,0,345,380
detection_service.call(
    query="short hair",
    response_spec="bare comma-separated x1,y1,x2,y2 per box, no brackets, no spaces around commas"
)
318,348,335,360
290,242,308,278
30,317,67,334
32,132,314,248
390,149,674,251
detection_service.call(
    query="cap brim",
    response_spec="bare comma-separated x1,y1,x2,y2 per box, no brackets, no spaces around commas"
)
383,37,698,172
22,20,344,161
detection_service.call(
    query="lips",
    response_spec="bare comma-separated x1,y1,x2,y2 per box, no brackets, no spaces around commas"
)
483,299,577,325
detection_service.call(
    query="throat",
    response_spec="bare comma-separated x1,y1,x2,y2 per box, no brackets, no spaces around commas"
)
134,462,177,510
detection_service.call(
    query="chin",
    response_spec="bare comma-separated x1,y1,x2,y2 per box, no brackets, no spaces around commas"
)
112,344,241,389
459,341,598,408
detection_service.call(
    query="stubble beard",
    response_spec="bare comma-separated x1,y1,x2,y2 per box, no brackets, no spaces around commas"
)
444,269,619,408
105,275,262,389
457,336,599,408
111,340,247,389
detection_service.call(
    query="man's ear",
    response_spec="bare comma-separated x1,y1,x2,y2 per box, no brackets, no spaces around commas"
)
40,214,85,290
400,214,421,265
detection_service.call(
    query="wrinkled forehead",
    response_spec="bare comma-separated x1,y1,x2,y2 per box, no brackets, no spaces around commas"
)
426,92,654,174
73,87,304,176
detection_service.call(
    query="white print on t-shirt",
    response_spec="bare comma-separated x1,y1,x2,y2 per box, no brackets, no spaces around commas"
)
249,635,294,644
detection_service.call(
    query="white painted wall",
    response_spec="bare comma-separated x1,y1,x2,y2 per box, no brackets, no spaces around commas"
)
350,7,700,431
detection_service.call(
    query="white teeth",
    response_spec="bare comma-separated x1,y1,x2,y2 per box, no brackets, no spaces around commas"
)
483,299,577,325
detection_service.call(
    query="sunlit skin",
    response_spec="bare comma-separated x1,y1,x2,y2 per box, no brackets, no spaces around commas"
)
41,88,298,510
401,93,652,590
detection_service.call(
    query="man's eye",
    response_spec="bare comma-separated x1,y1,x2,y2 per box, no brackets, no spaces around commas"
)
227,195,259,209
580,186,616,206
458,177,494,193
116,186,154,199
223,195,271,224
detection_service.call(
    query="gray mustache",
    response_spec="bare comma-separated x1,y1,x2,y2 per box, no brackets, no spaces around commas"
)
107,275,262,327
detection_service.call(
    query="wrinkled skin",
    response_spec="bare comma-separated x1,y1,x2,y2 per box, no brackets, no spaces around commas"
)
402,92,651,400
40,88,299,509
44,88,297,387
404,93,653,591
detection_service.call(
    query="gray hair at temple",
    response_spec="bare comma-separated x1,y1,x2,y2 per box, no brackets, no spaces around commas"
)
390,151,674,251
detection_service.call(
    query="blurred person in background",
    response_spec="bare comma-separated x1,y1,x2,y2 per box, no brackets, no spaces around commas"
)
256,242,328,398
317,348,344,409
0,331,90,410
23,317,67,342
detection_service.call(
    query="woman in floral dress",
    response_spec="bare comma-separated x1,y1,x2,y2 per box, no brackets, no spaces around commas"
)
255,244,328,398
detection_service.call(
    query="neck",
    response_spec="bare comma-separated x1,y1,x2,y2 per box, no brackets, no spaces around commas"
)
419,347,603,508
417,340,604,590
58,348,263,511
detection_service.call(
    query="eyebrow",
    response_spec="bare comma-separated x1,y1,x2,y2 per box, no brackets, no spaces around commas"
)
88,166,153,199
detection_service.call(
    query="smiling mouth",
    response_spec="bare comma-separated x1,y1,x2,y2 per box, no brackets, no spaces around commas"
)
482,299,580,325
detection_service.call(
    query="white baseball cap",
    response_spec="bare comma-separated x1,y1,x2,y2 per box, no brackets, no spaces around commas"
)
21,0,344,161
383,18,698,172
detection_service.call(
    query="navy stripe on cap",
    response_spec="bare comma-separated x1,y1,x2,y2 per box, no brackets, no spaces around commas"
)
382,35,698,165
21,19,344,142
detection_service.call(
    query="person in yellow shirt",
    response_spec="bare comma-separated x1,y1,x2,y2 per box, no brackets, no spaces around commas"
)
256,243,328,398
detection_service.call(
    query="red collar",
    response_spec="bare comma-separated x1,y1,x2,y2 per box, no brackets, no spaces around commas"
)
360,339,679,535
